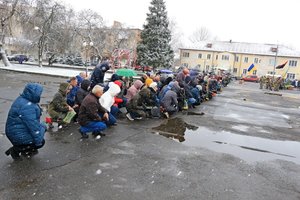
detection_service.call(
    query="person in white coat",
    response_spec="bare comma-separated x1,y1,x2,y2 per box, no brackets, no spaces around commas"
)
99,82,121,121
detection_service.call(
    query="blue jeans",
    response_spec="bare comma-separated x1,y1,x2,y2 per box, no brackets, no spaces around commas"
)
80,121,107,134
188,98,196,105
110,106,119,118
99,113,117,126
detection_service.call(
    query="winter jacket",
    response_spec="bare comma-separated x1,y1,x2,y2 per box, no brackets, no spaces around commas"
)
158,82,175,100
127,87,157,111
160,84,179,112
99,82,121,112
5,83,46,146
90,62,110,87
48,82,70,120
176,71,186,86
77,93,107,126
76,75,84,86
67,85,78,106
75,80,90,106
124,80,143,103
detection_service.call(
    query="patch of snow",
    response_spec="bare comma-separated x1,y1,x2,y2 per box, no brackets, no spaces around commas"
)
96,169,102,175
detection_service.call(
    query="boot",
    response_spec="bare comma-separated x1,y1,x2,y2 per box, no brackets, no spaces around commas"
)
92,131,106,137
21,149,39,158
79,129,88,139
5,147,22,161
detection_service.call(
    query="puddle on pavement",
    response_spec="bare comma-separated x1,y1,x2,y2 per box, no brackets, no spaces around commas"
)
153,118,300,165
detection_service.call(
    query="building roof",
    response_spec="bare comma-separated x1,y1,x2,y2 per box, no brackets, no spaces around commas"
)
180,41,300,58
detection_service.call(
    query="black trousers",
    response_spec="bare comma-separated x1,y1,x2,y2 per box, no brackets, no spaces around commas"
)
13,139,45,153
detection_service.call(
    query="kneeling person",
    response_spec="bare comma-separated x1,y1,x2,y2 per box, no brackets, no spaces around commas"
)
77,85,109,138
5,83,46,160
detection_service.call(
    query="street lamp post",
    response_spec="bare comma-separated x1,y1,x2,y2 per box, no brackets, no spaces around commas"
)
83,41,94,77
272,44,279,81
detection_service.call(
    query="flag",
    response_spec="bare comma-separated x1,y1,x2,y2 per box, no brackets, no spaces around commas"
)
247,63,255,72
276,61,288,69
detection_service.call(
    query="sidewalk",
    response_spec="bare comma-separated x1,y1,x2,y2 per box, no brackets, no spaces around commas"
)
0,62,112,80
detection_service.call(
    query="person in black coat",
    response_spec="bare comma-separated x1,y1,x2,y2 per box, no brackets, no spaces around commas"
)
90,61,110,89
75,80,91,106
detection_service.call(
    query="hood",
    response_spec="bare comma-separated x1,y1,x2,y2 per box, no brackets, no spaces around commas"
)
171,82,180,93
133,80,143,90
21,83,43,103
111,74,120,82
59,82,70,96
98,62,110,72
81,79,91,91
107,82,121,97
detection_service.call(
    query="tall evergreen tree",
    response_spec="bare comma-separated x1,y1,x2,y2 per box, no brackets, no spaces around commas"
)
136,0,174,69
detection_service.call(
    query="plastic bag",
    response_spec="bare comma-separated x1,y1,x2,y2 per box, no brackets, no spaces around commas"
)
182,99,188,110
63,110,76,124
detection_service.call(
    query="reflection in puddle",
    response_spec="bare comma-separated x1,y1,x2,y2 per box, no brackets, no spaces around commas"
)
152,118,198,142
153,118,300,164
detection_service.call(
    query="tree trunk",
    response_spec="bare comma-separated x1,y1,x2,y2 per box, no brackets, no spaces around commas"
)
0,45,11,66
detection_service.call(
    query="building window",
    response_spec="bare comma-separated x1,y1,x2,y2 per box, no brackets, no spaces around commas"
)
267,71,275,75
182,63,189,67
269,59,275,66
206,65,210,71
182,52,189,57
244,57,249,63
216,55,218,60
233,68,237,73
252,70,257,75
222,55,229,60
198,53,202,59
243,69,247,74
235,56,239,62
289,60,297,67
207,54,211,60
287,73,295,80
254,58,259,64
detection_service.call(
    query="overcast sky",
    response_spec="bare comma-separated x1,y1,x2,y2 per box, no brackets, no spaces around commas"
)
62,0,300,50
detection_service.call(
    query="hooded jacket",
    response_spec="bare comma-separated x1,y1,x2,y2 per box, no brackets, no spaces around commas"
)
48,82,70,120
125,80,143,103
5,83,46,146
99,82,121,112
160,83,179,111
75,79,91,105
90,62,110,87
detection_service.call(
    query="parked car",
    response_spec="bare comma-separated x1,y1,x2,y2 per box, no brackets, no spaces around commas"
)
242,75,259,82
8,54,29,62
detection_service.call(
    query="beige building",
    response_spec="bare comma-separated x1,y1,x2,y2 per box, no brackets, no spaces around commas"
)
180,41,300,80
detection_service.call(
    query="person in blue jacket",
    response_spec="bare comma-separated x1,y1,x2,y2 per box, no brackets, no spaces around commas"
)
5,83,47,160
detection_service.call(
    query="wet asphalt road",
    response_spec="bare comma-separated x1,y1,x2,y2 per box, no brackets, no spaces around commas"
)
0,70,300,200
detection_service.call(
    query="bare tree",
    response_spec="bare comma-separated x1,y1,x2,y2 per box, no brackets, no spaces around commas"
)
0,0,20,66
75,9,106,63
19,0,67,67
169,18,183,53
189,26,212,43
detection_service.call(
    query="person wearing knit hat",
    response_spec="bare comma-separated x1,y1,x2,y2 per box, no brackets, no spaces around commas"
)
145,77,153,87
